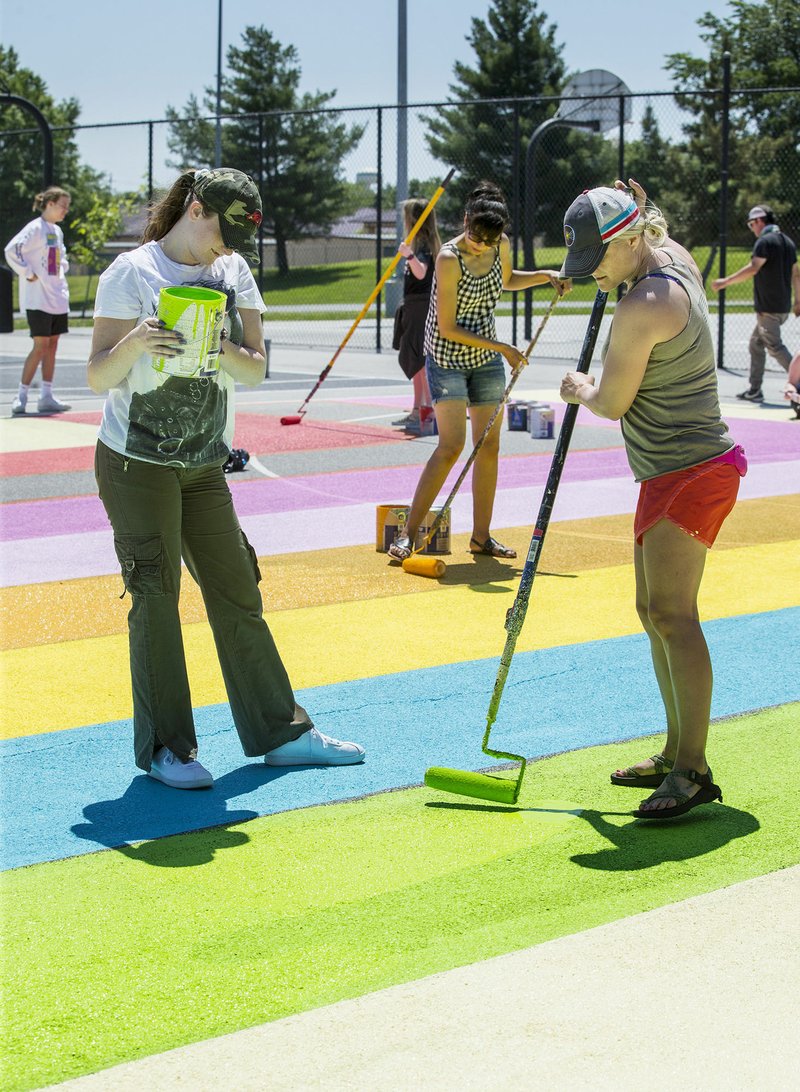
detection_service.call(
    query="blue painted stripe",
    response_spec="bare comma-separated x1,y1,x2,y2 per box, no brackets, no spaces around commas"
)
1,607,797,871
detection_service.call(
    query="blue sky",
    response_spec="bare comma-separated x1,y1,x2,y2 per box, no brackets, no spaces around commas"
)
2,0,736,191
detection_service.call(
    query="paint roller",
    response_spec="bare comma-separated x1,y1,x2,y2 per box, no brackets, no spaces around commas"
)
400,293,561,580
424,289,609,804
280,168,455,426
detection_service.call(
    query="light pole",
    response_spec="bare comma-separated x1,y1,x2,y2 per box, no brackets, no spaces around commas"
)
214,0,223,167
396,0,408,244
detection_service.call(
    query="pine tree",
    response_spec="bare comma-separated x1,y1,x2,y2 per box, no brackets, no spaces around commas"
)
166,26,363,275
424,0,616,244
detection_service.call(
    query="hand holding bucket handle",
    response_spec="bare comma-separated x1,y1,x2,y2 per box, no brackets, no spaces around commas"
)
154,286,228,378
281,169,456,425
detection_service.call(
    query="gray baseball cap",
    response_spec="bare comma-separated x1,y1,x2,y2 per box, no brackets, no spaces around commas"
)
561,187,641,278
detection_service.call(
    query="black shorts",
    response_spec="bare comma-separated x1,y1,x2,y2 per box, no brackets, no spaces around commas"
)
26,309,69,337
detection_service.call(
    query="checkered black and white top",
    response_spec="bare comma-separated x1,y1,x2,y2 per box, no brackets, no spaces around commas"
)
424,242,503,369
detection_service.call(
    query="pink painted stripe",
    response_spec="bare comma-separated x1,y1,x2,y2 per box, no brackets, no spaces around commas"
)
2,460,797,587
4,432,799,543
0,448,632,542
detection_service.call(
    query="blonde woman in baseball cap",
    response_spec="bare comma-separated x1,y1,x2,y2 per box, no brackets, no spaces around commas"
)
559,179,746,820
87,168,365,789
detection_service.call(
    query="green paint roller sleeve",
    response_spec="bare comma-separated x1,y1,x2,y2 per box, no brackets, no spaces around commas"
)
424,767,521,805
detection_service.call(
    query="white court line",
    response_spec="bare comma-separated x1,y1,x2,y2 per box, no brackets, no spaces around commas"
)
246,455,280,478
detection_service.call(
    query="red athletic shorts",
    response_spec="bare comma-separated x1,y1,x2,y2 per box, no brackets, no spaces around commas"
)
634,445,747,547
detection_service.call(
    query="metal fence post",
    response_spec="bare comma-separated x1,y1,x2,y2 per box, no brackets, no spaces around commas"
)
376,106,383,352
147,122,154,201
618,95,626,302
511,101,520,346
257,114,264,294
717,51,731,369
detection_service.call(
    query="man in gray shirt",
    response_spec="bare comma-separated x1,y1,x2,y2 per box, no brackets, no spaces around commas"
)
712,204,800,401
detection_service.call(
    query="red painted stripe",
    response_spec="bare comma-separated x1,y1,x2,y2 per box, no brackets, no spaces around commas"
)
0,414,407,477
0,447,96,477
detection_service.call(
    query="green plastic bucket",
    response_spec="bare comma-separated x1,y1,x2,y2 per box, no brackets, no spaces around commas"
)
153,285,227,378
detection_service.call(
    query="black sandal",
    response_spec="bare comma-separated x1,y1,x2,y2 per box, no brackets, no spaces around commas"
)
634,767,723,820
611,753,674,787
469,536,517,559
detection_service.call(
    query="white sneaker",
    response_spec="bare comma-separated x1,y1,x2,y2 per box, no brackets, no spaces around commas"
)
265,726,365,766
148,746,214,789
37,394,71,414
11,398,26,416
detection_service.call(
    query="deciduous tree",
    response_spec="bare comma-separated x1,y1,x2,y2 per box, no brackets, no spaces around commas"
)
166,26,363,275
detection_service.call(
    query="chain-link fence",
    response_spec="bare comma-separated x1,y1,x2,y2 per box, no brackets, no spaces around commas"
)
3,83,798,372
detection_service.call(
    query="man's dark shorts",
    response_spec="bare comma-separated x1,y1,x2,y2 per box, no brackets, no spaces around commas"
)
26,310,69,337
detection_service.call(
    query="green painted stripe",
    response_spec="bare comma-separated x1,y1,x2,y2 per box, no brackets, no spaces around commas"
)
2,703,798,1091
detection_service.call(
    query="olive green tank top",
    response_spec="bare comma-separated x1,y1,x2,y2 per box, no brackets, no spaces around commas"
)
603,254,734,482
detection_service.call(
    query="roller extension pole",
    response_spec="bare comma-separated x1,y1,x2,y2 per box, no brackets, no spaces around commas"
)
401,293,560,579
425,290,608,804
281,168,456,425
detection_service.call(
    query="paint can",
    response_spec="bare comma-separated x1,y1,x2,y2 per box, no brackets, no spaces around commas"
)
506,401,528,430
375,504,451,554
154,285,228,378
528,402,555,439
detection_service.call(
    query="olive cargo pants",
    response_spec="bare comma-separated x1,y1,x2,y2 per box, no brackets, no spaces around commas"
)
95,441,310,770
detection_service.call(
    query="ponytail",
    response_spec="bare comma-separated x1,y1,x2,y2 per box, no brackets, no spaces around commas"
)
142,171,199,242
33,186,70,213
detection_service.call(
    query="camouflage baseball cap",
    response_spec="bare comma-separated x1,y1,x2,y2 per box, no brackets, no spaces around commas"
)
193,167,262,264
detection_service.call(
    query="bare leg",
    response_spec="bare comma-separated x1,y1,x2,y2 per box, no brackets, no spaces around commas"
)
20,336,50,385
467,402,504,544
403,400,467,540
412,368,431,410
612,541,680,779
41,335,59,382
636,518,712,811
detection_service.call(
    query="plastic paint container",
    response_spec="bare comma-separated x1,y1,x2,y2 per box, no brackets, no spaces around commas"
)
375,504,451,555
528,402,555,439
154,285,228,378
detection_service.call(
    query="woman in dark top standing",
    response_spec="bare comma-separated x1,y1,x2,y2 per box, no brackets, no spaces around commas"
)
393,198,440,432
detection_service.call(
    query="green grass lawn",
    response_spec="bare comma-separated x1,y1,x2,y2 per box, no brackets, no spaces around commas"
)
14,247,754,321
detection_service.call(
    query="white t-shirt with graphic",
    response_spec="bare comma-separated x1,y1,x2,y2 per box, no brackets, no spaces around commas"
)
4,216,70,313
94,241,266,467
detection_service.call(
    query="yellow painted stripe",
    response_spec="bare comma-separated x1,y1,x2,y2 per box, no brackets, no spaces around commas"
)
3,496,798,652
0,418,99,453
2,540,796,739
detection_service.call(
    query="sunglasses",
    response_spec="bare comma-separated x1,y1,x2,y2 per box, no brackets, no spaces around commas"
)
466,230,500,247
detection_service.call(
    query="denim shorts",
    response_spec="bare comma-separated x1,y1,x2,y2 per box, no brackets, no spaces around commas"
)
426,354,506,406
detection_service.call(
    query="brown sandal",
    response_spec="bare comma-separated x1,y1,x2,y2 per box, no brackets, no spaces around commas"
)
610,753,674,787
469,536,517,559
634,767,723,820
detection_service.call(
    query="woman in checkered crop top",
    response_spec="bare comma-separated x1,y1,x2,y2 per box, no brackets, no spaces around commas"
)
388,182,568,562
